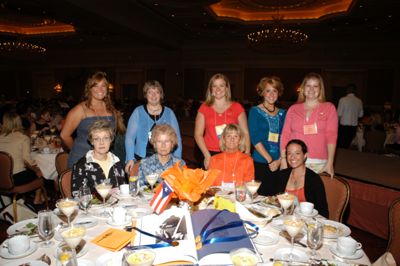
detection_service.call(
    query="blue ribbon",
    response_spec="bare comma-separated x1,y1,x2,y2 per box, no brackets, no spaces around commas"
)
126,226,177,249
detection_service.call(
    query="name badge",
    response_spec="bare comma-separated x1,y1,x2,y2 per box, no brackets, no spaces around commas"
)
268,132,279,143
303,123,318,135
215,124,227,139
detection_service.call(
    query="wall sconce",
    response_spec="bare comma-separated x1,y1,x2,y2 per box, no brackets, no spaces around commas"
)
108,83,114,93
54,83,62,94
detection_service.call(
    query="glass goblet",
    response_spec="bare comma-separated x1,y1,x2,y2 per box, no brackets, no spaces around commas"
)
277,193,295,215
283,215,305,262
38,210,55,248
56,198,78,228
95,180,112,217
245,180,261,203
306,219,324,263
145,173,159,193
56,243,78,266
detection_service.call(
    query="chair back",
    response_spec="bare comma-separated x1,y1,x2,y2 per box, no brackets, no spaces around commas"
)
59,169,72,198
0,151,14,191
320,174,350,222
387,197,400,264
55,151,69,175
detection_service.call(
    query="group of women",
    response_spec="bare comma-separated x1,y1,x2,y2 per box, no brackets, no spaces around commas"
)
0,70,336,216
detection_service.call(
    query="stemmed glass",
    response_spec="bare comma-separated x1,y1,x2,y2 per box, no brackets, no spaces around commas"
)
79,186,92,215
245,180,261,203
145,173,159,193
277,193,295,215
283,215,305,262
56,243,78,266
38,210,55,247
56,198,78,228
95,179,112,217
306,219,324,263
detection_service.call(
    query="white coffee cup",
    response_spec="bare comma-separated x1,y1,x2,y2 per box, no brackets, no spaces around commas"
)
8,235,30,255
300,202,314,215
337,236,362,256
111,207,127,224
120,184,130,196
42,147,50,154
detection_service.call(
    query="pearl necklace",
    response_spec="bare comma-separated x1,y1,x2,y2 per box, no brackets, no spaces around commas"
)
262,103,276,113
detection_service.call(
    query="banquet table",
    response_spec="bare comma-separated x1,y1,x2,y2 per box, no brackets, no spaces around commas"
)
0,194,372,266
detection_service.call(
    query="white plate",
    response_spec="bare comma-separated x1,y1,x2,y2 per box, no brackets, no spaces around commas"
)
6,218,37,235
107,217,132,227
127,207,152,219
270,217,284,231
90,197,118,209
274,248,309,262
322,220,351,239
73,216,98,228
294,208,318,217
95,252,124,266
0,240,38,259
253,231,279,246
330,245,364,260
113,192,132,199
78,259,95,266
3,261,47,266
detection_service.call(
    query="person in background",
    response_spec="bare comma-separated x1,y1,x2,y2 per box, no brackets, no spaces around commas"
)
71,120,125,196
248,76,286,196
208,123,254,189
125,80,182,174
337,84,363,149
138,123,185,188
194,73,250,169
31,107,52,134
112,110,127,163
261,139,329,217
61,71,116,168
280,72,338,177
0,111,45,204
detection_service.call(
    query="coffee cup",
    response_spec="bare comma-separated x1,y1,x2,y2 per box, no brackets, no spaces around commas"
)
43,147,50,154
300,202,314,215
8,235,30,255
120,184,130,196
337,236,362,256
111,207,127,224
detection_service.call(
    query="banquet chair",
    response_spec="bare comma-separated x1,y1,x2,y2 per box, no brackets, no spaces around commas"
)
320,174,350,222
387,197,400,264
59,169,72,198
55,151,69,176
0,151,48,223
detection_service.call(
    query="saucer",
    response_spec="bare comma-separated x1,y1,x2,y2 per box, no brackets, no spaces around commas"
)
295,208,318,217
253,231,279,246
274,248,309,262
107,217,132,226
114,191,132,199
270,217,284,231
330,245,363,260
78,259,95,266
0,240,38,259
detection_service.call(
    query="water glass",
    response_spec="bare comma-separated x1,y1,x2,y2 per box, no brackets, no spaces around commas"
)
129,176,140,197
38,210,55,248
306,219,324,262
56,243,78,266
235,183,246,202
79,186,92,215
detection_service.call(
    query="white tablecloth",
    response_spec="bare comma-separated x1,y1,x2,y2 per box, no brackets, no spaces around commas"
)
31,151,58,181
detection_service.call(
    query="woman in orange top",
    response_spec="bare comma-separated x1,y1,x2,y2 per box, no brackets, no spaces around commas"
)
208,124,254,190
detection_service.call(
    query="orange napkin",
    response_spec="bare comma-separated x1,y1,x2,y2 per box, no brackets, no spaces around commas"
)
91,228,135,252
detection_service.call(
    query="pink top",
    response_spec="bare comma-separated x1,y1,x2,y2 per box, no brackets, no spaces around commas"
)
280,102,338,160
199,102,245,152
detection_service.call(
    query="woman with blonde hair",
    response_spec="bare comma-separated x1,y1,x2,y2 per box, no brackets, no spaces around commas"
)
195,73,250,169
280,72,338,177
208,124,254,189
61,71,116,168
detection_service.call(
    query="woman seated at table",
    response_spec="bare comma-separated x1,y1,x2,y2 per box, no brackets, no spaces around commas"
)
208,123,254,190
71,120,126,196
138,123,185,188
260,139,329,217
0,111,45,204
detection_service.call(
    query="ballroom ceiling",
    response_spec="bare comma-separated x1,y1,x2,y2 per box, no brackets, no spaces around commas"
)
0,0,399,53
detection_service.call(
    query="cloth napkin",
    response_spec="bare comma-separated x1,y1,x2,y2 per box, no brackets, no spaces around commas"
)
91,228,135,252
213,194,236,212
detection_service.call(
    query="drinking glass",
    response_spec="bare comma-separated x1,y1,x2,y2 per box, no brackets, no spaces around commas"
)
129,175,140,197
56,243,78,266
283,215,305,262
145,173,159,193
38,210,55,247
245,180,261,203
95,179,112,217
56,198,78,228
277,193,295,215
79,186,92,215
306,219,324,262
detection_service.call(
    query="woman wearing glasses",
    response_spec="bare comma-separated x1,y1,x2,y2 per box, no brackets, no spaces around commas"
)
71,120,125,195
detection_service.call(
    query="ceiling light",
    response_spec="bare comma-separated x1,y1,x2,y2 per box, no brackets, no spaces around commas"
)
0,41,46,54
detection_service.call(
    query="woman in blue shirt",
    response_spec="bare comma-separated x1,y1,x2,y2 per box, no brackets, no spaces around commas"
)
248,76,286,196
125,81,182,173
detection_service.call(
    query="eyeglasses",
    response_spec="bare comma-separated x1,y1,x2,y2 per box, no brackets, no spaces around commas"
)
156,140,172,145
93,137,111,143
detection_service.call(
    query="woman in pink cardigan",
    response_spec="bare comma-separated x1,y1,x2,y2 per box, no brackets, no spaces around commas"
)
280,73,338,177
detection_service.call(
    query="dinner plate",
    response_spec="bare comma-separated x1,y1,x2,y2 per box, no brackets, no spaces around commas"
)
3,261,47,266
73,216,98,229
270,217,284,231
0,240,38,259
113,191,132,199
253,231,279,246
322,220,351,239
107,217,132,227
96,251,124,266
274,248,309,262
90,197,118,209
128,207,152,219
7,218,38,235
330,245,364,260
294,208,318,217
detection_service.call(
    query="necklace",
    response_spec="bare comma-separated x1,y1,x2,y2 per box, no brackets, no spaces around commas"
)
223,151,240,180
262,103,276,113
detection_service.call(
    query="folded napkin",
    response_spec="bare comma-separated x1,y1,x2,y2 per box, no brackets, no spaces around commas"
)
235,202,265,225
213,194,236,213
91,228,135,252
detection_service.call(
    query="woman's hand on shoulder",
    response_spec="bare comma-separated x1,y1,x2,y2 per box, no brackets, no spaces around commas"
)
268,159,280,172
125,160,135,174
321,162,334,178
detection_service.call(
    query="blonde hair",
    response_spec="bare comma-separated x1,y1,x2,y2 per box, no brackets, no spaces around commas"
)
150,123,178,149
1,112,23,136
257,76,284,97
83,71,116,114
219,124,246,152
297,72,326,103
143,80,164,101
204,73,232,105
88,120,115,143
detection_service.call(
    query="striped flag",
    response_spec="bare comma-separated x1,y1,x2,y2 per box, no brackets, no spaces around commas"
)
150,181,174,214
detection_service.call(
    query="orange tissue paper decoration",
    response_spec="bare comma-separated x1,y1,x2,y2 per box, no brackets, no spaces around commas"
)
161,161,220,203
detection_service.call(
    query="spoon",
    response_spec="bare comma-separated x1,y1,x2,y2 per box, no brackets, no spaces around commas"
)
38,254,51,265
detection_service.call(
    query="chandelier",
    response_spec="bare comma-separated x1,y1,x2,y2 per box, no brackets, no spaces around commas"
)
0,41,46,54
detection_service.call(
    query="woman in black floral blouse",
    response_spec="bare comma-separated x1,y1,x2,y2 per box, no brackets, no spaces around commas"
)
71,120,126,196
